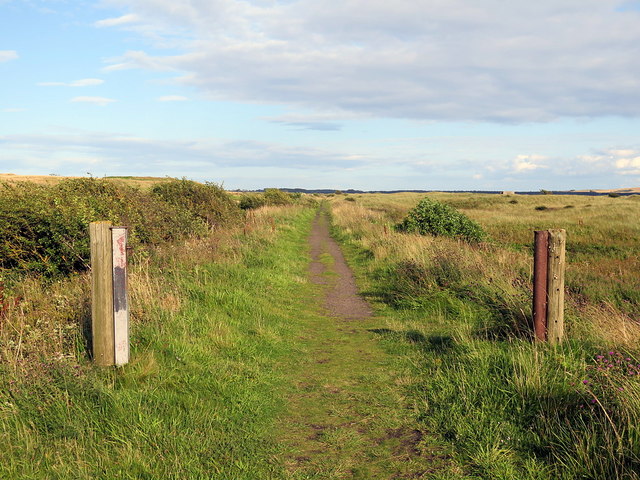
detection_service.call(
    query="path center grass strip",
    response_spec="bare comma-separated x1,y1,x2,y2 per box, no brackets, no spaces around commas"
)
0,207,317,479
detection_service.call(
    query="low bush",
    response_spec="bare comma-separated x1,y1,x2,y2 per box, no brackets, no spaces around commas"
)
0,178,240,279
395,197,486,243
263,188,293,206
151,178,241,228
239,189,296,210
239,194,266,210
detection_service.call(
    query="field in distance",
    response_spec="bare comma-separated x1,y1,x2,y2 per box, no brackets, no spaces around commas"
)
0,173,173,190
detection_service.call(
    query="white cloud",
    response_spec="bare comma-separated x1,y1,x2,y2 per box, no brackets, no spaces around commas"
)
95,14,140,28
513,154,548,173
38,78,104,87
0,50,18,62
71,96,116,106
99,0,640,123
2,108,26,113
610,149,640,175
70,78,104,87
157,95,188,101
102,50,176,72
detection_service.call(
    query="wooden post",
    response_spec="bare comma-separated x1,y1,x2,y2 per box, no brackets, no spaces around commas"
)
90,222,130,366
546,229,566,345
90,221,115,366
533,230,549,341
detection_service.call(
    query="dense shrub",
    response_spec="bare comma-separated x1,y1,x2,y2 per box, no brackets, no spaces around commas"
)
395,197,486,243
239,194,266,210
239,188,294,210
0,178,239,278
151,179,242,228
262,188,293,206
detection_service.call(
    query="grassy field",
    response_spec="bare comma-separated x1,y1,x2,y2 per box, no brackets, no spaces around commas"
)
0,205,320,478
330,192,640,478
2,180,640,478
0,174,175,190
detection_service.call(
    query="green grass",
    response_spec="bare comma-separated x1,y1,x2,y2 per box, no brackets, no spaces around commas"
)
4,191,640,478
329,194,640,479
0,204,460,479
0,208,318,479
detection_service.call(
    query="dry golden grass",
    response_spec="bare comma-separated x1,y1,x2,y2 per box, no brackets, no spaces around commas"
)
0,173,176,190
331,192,640,345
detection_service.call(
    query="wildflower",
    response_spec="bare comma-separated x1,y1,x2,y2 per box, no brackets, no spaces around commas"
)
583,380,589,385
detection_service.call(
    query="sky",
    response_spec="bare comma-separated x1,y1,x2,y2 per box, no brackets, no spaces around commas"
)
1,0,640,191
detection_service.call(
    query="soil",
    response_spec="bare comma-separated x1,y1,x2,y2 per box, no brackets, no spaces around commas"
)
308,211,372,319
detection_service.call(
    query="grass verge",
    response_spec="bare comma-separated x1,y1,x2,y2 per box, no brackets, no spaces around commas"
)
0,206,317,479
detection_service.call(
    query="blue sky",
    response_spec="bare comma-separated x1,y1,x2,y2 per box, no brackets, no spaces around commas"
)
1,0,640,190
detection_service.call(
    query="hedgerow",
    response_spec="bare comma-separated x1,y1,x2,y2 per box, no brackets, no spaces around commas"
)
151,178,242,228
0,178,241,279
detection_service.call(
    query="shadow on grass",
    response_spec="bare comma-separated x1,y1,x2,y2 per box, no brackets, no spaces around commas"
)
368,328,458,354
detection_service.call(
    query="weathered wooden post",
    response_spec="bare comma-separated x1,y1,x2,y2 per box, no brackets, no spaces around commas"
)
533,230,549,341
532,229,566,344
546,229,566,345
90,222,129,366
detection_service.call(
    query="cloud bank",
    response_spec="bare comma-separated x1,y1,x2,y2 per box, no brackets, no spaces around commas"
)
1,132,638,189
99,0,640,123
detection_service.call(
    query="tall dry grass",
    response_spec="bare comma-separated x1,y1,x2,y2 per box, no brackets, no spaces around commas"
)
333,193,640,344
329,193,640,478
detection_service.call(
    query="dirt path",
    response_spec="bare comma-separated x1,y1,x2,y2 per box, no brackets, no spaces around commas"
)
277,210,449,479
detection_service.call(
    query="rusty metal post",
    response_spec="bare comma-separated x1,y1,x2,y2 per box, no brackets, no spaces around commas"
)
533,230,549,341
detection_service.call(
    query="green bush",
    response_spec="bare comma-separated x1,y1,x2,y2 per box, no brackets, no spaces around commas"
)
239,194,266,210
151,179,242,228
262,188,293,206
238,189,294,210
395,197,486,243
0,178,238,278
